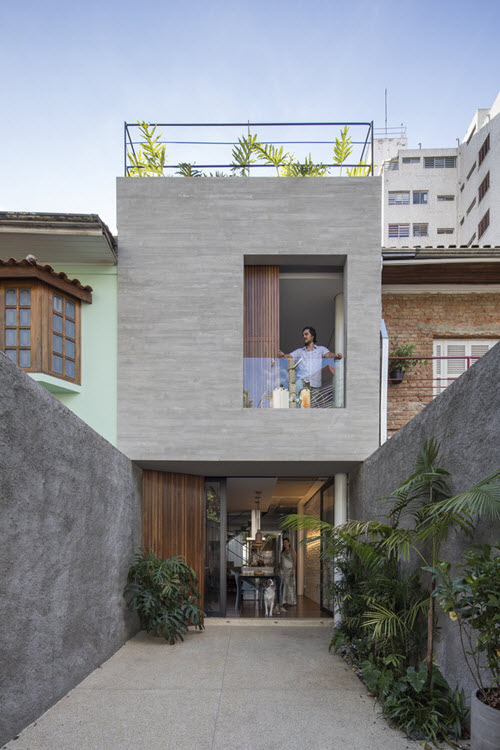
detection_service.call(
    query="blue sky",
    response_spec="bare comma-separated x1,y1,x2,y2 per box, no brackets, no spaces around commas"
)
1,0,499,232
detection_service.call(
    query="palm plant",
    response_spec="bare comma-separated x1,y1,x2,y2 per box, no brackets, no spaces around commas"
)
231,132,260,176
127,122,166,177
333,125,353,175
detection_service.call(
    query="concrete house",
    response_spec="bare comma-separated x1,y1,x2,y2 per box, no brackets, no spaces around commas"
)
116,175,381,615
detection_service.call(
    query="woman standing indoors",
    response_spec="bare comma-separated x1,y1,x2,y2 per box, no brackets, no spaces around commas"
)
280,538,297,606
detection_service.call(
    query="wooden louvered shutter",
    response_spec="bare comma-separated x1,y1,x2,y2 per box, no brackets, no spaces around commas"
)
243,266,280,357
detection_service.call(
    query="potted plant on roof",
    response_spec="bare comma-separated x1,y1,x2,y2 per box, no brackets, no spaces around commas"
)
388,344,425,385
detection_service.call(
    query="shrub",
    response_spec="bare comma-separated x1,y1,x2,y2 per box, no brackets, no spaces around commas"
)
124,550,205,644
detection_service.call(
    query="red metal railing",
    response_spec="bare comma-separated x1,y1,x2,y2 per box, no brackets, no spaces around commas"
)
388,355,481,399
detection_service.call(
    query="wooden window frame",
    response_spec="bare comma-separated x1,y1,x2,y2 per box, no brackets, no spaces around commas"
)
0,280,81,384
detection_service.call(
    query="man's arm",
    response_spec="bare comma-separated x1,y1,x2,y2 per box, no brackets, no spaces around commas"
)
325,351,342,360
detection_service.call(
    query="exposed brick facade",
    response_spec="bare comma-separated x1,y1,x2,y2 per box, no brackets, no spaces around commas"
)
303,491,321,604
383,292,500,435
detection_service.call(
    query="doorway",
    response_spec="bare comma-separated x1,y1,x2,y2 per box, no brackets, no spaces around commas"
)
204,476,335,618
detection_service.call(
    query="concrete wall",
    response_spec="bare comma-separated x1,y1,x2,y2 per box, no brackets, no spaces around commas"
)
349,342,500,697
0,353,141,746
116,177,381,472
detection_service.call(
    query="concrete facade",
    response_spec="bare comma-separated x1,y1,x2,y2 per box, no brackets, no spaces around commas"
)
349,342,500,697
116,176,381,474
0,353,141,746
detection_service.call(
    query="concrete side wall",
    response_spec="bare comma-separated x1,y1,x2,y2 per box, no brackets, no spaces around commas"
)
349,343,500,696
0,354,142,746
116,177,381,467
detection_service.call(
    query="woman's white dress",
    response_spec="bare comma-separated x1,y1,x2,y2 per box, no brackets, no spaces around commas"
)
280,549,297,605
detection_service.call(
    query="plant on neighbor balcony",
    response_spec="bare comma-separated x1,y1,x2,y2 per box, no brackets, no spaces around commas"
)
124,550,205,644
388,343,427,384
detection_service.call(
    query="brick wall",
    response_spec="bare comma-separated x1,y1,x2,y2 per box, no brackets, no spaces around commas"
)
303,491,321,604
383,292,500,435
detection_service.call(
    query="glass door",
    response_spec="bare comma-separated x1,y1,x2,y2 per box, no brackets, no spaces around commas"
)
204,479,227,616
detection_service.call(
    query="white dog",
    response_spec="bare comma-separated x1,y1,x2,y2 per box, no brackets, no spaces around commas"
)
263,579,280,616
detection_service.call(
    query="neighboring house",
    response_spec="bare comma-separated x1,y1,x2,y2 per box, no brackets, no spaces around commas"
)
377,91,500,247
0,212,118,444
382,246,500,435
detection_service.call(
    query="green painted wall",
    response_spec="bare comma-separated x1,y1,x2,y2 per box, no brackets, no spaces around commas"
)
50,265,117,445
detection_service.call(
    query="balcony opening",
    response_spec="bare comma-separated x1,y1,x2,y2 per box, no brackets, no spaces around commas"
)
243,262,345,408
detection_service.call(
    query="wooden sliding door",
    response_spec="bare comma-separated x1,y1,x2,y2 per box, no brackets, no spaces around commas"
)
243,266,280,408
142,471,205,604
243,265,280,357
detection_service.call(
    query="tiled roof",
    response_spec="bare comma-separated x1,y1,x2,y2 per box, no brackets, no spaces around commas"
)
0,256,93,301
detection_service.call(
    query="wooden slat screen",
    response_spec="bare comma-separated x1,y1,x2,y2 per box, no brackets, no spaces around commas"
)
142,471,205,605
243,266,280,357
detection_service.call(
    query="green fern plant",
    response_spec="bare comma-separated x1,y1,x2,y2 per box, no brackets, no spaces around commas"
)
347,160,372,177
123,550,205,643
333,125,353,175
281,154,328,176
127,122,166,177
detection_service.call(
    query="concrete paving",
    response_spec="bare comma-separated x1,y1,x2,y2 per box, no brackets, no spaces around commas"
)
4,624,421,750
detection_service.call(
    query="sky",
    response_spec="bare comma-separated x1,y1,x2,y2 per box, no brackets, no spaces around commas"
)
1,0,500,233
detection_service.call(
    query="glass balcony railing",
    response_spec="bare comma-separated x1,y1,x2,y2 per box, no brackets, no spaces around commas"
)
243,357,344,409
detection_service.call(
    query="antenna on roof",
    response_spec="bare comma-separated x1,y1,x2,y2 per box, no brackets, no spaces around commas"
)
385,88,388,135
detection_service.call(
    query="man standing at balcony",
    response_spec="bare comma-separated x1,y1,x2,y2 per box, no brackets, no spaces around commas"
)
279,327,342,407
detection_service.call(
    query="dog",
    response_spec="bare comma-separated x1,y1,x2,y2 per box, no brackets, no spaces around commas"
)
263,578,280,617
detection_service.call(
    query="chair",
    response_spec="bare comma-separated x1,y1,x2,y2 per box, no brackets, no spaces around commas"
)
232,570,259,609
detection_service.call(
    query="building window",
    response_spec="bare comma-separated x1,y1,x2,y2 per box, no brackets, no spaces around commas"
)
437,228,454,235
467,232,477,247
433,339,498,394
413,223,428,237
388,224,410,238
478,134,490,166
402,157,420,164
437,195,455,201
478,209,490,240
478,172,490,203
460,217,465,226
413,191,428,204
424,156,456,169
466,197,476,216
388,191,410,205
0,277,86,384
51,294,77,379
466,162,477,180
3,287,32,367
387,159,399,171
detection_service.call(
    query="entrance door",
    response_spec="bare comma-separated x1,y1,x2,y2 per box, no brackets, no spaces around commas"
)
204,479,227,616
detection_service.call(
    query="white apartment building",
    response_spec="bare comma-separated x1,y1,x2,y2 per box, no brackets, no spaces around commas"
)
377,92,500,248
